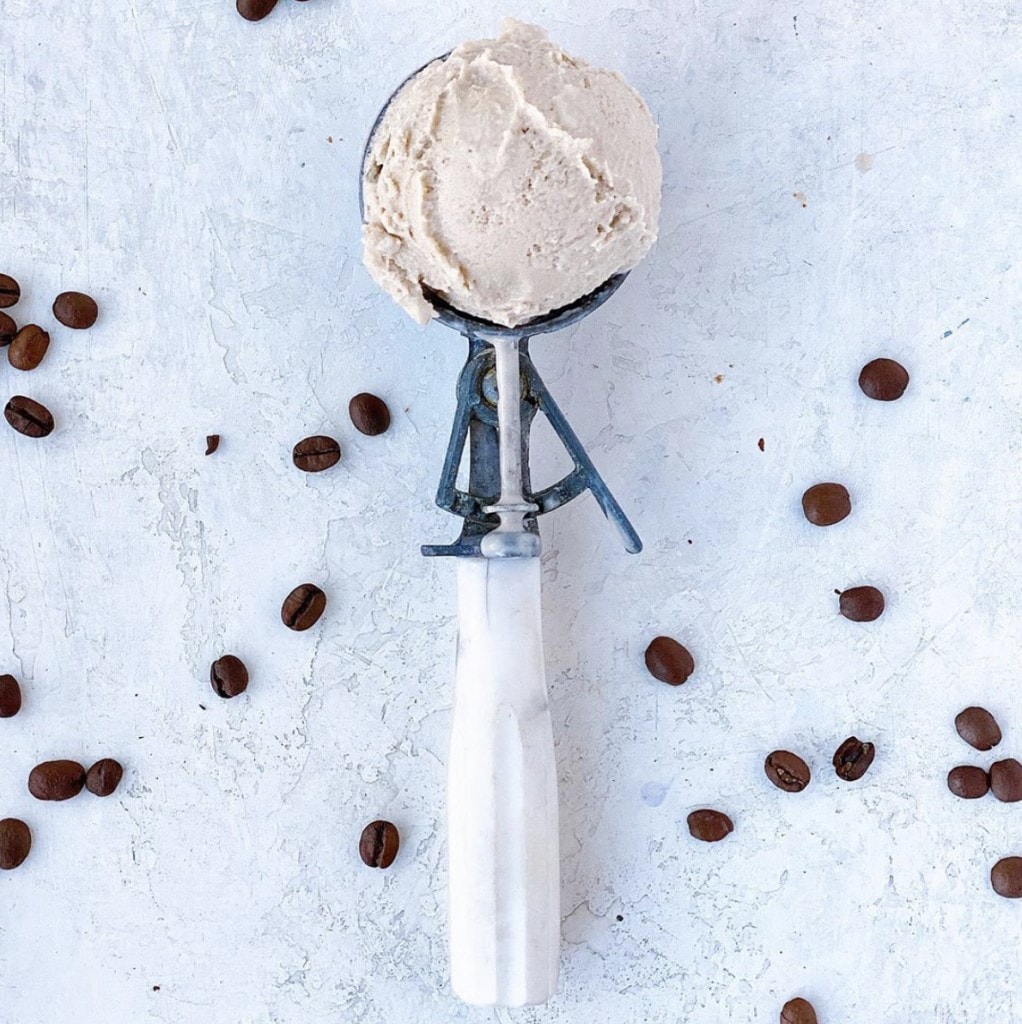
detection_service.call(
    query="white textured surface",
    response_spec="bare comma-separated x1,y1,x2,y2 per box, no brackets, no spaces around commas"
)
1,2,1020,1022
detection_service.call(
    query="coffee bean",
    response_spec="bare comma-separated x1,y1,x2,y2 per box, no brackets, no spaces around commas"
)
359,819,399,868
0,274,20,308
86,758,124,797
644,636,694,686
0,674,22,718
52,291,98,329
0,312,16,346
833,736,875,781
990,758,1022,803
237,0,278,19
281,583,326,631
28,759,86,801
947,765,989,799
205,434,220,456
955,706,1001,751
686,809,733,843
991,856,1022,899
5,396,54,438
210,655,249,699
859,357,909,401
293,435,341,472
349,392,391,436
802,482,851,526
838,585,885,622
765,750,811,792
780,997,818,1024
8,325,50,371
0,818,31,870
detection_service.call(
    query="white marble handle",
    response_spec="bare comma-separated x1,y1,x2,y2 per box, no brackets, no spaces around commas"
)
447,556,560,1006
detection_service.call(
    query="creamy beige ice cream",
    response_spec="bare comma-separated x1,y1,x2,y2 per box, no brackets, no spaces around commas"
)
361,19,662,328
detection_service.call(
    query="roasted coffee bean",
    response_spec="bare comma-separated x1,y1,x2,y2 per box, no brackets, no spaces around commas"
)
5,396,54,438
802,482,851,526
281,583,326,631
205,434,220,455
644,636,694,686
210,655,249,698
780,997,818,1024
765,750,811,792
686,809,733,843
0,274,20,308
85,758,123,797
237,0,278,19
0,312,16,346
991,857,1022,899
859,358,910,401
359,819,399,868
8,324,50,371
28,759,86,801
0,674,22,718
52,291,98,329
293,435,341,472
955,706,1001,751
349,392,391,436
990,758,1022,803
947,765,989,799
838,585,885,622
833,736,875,781
0,818,31,870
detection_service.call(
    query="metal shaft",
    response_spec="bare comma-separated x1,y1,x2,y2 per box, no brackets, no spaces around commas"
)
480,337,541,559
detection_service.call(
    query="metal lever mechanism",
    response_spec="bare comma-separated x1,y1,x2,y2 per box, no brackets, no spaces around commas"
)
422,333,643,559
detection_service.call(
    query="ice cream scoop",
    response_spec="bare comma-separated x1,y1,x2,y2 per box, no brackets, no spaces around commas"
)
362,19,661,327
360,22,657,1009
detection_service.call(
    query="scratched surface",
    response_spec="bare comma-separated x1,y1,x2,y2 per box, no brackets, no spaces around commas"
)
1,1,1020,1022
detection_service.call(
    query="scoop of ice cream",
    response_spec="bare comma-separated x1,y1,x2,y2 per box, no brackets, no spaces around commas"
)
361,19,662,328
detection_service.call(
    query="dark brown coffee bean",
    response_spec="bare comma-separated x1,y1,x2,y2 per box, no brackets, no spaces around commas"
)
28,759,86,801
0,674,22,718
281,583,326,631
0,818,31,870
0,312,16,346
8,324,50,371
991,856,1022,899
686,809,733,843
349,392,391,436
765,750,811,792
802,482,851,526
838,585,885,622
947,765,989,799
859,358,909,401
205,434,220,455
644,636,694,686
5,396,54,438
0,274,20,308
52,291,98,329
990,758,1022,803
359,819,399,868
293,435,341,472
85,758,124,797
833,736,875,781
210,655,249,698
955,706,1001,751
237,0,278,19
780,997,818,1024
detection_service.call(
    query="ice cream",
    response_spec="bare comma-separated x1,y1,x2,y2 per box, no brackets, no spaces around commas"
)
361,19,662,328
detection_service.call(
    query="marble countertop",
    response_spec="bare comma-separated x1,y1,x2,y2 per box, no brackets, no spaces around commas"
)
1,1,1020,1021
